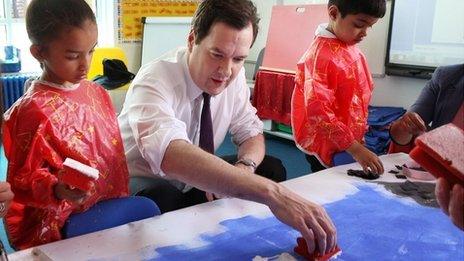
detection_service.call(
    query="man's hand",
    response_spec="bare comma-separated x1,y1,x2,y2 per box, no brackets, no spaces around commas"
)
347,142,384,174
390,112,427,145
269,187,337,255
396,112,427,136
435,178,464,230
54,182,91,204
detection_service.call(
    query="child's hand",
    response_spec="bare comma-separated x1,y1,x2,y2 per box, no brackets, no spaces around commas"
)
54,182,91,204
347,142,384,174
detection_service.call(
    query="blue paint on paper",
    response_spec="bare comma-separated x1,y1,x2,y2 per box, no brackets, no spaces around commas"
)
96,185,464,261
325,186,463,260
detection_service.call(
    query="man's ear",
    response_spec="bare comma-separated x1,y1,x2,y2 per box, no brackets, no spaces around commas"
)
187,29,195,52
328,5,339,21
30,44,44,61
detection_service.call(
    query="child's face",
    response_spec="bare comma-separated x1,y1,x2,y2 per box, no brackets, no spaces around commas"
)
34,20,98,86
328,6,379,45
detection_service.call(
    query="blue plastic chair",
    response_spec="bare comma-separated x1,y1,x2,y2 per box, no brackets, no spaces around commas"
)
62,196,160,238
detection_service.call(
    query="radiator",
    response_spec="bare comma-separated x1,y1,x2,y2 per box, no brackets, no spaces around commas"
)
1,74,31,111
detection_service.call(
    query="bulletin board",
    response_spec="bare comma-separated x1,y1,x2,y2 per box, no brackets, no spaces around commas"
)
260,2,392,76
261,5,328,73
117,0,199,43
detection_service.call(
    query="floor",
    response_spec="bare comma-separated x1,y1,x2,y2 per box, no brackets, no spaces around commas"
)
0,133,311,253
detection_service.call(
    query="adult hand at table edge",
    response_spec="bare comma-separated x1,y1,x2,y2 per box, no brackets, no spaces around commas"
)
267,184,337,255
436,178,464,230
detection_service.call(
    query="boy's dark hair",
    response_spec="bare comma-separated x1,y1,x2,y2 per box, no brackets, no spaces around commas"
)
328,0,386,18
191,0,260,46
26,0,96,45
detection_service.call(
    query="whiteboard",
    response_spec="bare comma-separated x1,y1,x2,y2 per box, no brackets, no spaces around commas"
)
141,17,192,67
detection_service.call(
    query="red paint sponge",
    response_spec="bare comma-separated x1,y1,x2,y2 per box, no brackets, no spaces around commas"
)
60,158,99,191
294,237,341,261
409,123,464,186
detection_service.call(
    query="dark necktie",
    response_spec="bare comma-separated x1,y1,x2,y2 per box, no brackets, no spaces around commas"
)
199,92,214,154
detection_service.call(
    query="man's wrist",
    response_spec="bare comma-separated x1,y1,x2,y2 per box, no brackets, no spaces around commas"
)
236,158,257,172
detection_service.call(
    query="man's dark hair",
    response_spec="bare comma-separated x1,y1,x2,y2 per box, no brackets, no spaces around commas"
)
328,0,387,18
191,0,260,46
26,0,96,46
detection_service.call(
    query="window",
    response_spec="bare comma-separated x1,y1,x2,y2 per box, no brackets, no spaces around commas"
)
0,0,37,73
0,0,114,74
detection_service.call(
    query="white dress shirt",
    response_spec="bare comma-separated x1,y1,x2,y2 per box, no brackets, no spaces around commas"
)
118,47,263,190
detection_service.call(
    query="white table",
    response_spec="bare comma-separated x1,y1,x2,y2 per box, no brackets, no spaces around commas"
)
9,153,463,260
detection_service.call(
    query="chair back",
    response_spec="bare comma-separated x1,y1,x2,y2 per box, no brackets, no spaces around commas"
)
62,196,161,239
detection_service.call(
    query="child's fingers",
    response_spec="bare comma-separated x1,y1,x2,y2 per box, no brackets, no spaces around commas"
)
0,182,11,193
0,182,14,202
374,157,384,174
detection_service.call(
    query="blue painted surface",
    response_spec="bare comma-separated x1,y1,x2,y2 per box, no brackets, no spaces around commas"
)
107,185,463,261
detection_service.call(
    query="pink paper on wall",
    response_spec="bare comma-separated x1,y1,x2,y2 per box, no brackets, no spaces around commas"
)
262,5,328,73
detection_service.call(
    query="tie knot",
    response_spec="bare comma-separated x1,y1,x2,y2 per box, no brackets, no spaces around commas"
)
202,92,210,105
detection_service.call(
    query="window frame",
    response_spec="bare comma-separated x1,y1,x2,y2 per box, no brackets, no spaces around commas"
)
0,0,115,73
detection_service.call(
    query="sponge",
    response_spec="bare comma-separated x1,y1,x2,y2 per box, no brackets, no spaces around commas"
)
60,158,99,191
294,237,341,261
409,123,464,186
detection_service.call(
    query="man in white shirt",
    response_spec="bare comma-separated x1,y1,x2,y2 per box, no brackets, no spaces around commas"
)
118,0,337,255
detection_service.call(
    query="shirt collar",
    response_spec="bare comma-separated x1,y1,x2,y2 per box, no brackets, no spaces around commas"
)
315,23,337,39
181,48,203,102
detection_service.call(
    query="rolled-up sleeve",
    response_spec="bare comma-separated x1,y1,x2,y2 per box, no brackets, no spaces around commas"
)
125,75,191,176
229,70,264,146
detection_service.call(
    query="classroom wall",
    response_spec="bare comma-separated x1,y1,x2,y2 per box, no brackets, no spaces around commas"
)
119,0,426,109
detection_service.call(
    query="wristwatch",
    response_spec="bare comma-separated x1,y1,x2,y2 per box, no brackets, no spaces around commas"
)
236,158,257,171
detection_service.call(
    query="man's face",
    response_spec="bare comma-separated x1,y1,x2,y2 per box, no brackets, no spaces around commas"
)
187,22,253,96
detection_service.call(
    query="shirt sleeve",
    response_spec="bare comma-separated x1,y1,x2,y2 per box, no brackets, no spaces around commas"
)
302,59,355,164
124,74,191,176
229,69,264,146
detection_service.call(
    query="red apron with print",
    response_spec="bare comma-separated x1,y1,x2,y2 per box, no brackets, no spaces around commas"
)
291,37,373,166
2,80,129,249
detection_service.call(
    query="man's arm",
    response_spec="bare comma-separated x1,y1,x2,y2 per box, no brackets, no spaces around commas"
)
161,139,337,255
389,69,440,145
235,134,265,172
